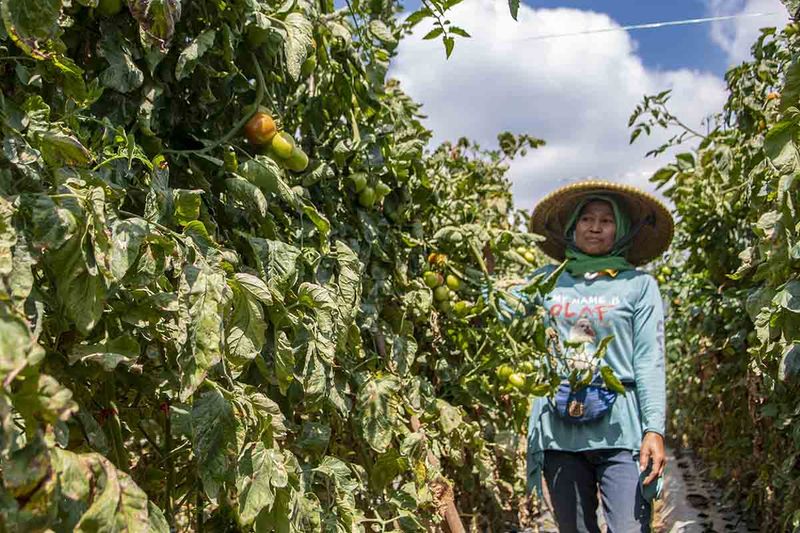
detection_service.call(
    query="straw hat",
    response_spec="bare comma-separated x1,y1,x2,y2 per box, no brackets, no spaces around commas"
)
529,180,674,266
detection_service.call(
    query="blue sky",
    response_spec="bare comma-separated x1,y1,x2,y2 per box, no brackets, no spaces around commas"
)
385,0,789,206
521,0,730,73
389,0,787,73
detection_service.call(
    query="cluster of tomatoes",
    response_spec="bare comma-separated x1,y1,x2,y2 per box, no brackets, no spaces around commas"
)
492,360,546,396
348,173,392,209
655,264,672,285
424,252,477,317
244,110,309,172
515,245,537,264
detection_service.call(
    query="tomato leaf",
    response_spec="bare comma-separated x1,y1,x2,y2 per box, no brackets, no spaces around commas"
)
599,365,626,395
369,20,396,44
191,388,239,501
236,442,288,525
173,189,202,226
422,27,443,40
129,0,182,50
283,12,313,81
69,335,140,371
177,263,228,400
508,0,520,21
225,177,268,220
779,343,800,381
46,234,107,336
110,218,149,282
356,375,400,453
175,29,216,81
0,0,62,58
226,280,266,365
98,22,145,93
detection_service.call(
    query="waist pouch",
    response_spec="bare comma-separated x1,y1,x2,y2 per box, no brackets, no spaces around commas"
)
550,379,619,424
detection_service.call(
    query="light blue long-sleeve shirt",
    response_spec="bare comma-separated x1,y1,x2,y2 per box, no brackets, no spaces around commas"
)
519,265,666,496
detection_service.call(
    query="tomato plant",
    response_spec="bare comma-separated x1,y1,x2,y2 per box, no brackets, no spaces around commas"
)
0,0,551,530
632,11,800,529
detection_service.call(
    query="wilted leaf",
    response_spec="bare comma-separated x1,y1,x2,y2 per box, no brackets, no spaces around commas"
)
14,374,78,424
225,177,268,219
110,218,149,281
69,335,140,370
226,280,266,364
98,22,145,93
764,120,800,171
46,234,107,335
775,280,800,313
38,131,91,167
274,331,295,395
177,263,228,400
284,13,313,81
368,20,396,44
356,375,399,453
0,311,43,386
236,442,288,525
175,29,215,81
1,0,62,58
129,0,182,49
51,449,167,532
436,399,462,434
192,388,238,500
779,343,800,381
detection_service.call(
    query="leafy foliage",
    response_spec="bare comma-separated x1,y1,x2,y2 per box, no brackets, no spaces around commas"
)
0,0,552,530
632,22,800,530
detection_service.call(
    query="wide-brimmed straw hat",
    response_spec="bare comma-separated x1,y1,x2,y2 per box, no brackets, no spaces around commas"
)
529,180,674,266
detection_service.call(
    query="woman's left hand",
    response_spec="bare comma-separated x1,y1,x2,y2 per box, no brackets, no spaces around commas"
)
639,431,666,485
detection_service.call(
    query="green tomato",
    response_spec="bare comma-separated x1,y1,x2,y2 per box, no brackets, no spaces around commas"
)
358,187,376,208
437,300,451,313
301,55,317,77
453,300,471,317
661,265,673,276
508,373,526,389
446,274,461,291
524,251,536,263
350,173,368,193
223,149,238,173
519,361,534,373
271,132,295,159
423,271,443,288
375,181,392,198
657,275,667,284
515,246,527,255
433,285,450,302
495,364,513,380
285,146,309,172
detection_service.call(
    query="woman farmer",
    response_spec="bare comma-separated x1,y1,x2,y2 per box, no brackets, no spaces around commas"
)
525,180,673,532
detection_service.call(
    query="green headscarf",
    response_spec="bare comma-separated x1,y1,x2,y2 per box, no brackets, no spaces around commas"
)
563,195,635,276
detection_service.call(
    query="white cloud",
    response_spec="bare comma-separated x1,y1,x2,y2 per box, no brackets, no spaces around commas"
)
389,1,727,210
707,0,789,64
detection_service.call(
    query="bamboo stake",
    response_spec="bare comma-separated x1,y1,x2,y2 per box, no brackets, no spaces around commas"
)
373,330,466,533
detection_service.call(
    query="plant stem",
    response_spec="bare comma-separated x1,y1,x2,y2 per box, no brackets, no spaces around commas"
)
164,400,176,529
165,56,267,157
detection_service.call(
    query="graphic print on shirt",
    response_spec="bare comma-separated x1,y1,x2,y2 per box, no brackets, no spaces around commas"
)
546,293,622,371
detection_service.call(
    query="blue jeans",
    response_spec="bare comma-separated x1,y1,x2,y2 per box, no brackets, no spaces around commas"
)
543,449,651,533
